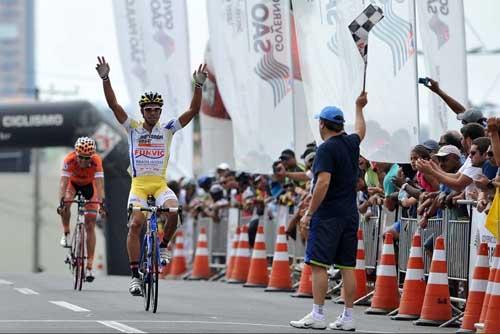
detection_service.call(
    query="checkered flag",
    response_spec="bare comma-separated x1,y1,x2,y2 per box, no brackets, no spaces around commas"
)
349,4,384,63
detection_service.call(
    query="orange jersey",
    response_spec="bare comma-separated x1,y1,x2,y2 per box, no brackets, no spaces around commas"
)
61,152,104,186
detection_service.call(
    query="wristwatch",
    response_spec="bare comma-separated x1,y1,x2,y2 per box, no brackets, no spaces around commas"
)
305,210,313,217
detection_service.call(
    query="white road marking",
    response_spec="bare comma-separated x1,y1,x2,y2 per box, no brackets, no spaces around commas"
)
48,301,90,312
0,320,395,332
0,279,13,285
97,321,145,333
13,288,39,295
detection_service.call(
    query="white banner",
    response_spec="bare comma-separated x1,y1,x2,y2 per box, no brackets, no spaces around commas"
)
113,0,193,179
112,0,148,120
141,0,193,179
200,43,235,173
470,208,497,283
207,0,294,173
292,0,419,163
417,0,468,140
290,10,315,155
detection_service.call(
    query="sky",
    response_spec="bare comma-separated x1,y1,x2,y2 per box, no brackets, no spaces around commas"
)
35,0,499,113
35,0,209,105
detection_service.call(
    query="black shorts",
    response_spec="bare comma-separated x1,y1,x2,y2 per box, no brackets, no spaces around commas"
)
70,182,94,200
305,215,359,269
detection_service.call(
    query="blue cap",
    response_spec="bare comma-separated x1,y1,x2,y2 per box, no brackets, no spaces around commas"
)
315,106,345,124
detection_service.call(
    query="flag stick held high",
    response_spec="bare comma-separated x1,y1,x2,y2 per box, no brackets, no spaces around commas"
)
349,4,384,93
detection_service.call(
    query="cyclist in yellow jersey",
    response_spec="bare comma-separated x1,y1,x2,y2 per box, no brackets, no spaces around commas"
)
95,56,207,296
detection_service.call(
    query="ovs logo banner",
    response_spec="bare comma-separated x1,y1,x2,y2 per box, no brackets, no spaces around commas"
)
207,0,294,173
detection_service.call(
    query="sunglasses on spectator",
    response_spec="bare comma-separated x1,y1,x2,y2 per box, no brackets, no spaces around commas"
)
488,151,494,157
77,155,91,160
469,150,480,157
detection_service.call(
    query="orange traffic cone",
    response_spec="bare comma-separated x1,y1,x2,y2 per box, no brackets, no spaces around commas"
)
392,229,426,321
291,264,313,298
166,230,187,279
337,229,368,304
244,223,268,288
414,235,451,326
265,225,294,292
475,244,500,332
458,243,490,332
355,229,368,300
228,224,251,284
365,232,399,314
484,245,500,334
226,226,240,280
189,227,211,280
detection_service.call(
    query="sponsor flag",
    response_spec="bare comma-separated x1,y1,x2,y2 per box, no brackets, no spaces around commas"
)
207,0,294,173
416,0,468,140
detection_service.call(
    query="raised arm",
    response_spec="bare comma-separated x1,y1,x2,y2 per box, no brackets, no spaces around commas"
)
354,92,367,141
96,56,128,124
425,78,466,115
178,64,208,128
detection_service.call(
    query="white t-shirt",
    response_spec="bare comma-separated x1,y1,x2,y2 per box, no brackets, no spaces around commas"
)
458,157,482,199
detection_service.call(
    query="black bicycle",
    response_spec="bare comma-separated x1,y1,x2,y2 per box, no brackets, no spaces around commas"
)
128,195,183,313
60,191,101,291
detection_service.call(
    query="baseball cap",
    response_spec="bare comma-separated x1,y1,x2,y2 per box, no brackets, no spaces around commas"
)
421,139,439,152
434,145,461,158
457,108,485,124
216,162,230,170
315,106,345,124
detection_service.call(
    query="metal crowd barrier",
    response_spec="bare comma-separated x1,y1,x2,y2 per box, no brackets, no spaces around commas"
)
397,209,470,281
360,205,382,269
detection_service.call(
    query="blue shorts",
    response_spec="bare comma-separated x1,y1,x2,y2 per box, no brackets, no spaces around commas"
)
305,215,359,269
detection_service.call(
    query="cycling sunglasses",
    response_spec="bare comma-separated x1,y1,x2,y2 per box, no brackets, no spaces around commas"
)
77,155,91,161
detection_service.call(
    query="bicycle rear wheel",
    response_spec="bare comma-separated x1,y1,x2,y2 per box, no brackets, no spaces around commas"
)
140,237,151,311
151,233,159,313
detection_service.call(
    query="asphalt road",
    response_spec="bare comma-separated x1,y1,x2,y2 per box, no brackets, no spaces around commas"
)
0,273,457,333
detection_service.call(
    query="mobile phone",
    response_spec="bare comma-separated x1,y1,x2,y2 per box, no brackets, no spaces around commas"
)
418,77,430,86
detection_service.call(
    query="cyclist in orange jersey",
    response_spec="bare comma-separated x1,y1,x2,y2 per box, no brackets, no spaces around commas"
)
57,137,105,282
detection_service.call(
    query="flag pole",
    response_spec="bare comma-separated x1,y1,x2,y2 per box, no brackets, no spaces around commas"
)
362,61,367,93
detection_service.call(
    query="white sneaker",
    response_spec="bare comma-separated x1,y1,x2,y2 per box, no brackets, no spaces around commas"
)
159,247,171,266
329,315,356,331
290,312,327,330
60,234,70,248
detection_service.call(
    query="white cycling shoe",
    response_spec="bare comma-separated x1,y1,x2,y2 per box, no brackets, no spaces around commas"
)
159,247,171,266
60,234,70,248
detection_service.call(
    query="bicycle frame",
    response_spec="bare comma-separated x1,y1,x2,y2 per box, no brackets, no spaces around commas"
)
63,191,101,291
129,201,181,313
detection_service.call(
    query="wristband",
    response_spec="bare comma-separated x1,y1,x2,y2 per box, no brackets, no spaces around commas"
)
102,76,109,81
194,82,203,89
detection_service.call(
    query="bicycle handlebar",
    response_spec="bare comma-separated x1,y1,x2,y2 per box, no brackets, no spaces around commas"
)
128,206,179,213
62,199,103,205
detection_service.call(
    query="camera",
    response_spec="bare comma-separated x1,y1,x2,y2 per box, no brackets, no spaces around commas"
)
418,77,430,86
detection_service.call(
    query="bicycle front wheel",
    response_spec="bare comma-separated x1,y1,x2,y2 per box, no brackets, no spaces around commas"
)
140,237,151,311
73,225,85,291
151,233,159,313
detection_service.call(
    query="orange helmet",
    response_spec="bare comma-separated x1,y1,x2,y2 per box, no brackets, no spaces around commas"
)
74,137,96,156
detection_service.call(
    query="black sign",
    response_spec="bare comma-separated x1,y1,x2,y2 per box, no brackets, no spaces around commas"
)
0,101,100,148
